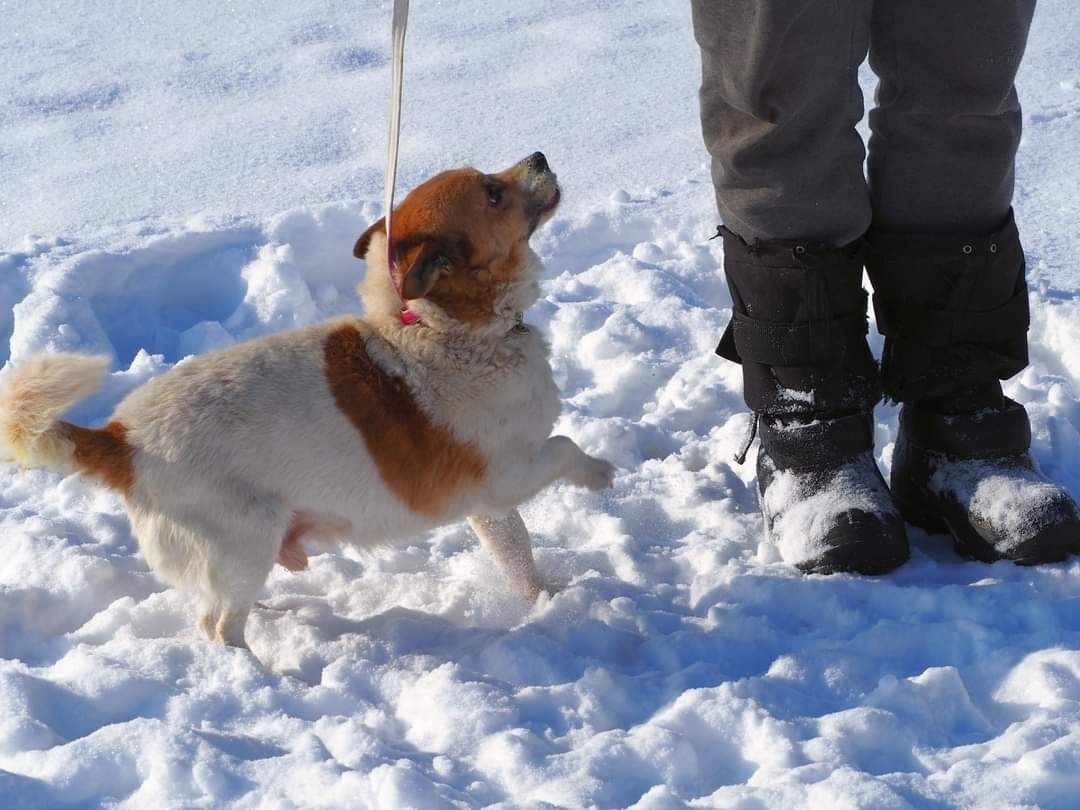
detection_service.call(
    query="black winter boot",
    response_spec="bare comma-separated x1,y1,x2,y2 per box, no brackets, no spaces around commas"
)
866,211,1080,565
892,398,1080,564
718,228,909,574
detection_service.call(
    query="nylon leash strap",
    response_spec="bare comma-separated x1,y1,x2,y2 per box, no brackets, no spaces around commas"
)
385,0,419,324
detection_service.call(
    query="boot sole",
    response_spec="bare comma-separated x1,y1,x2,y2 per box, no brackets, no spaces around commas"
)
795,520,911,577
797,548,909,576
896,486,1079,566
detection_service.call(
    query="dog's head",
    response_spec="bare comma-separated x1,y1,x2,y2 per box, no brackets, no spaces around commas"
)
354,152,560,329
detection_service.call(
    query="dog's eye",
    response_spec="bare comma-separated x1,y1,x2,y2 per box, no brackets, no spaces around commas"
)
487,186,502,207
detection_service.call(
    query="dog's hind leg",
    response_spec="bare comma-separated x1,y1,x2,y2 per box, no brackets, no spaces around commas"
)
128,496,286,649
181,541,273,648
215,603,255,648
197,605,220,641
467,509,547,600
204,525,283,649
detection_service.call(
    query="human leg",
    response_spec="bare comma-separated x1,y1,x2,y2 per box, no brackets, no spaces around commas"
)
866,0,1080,563
692,0,874,244
692,0,908,573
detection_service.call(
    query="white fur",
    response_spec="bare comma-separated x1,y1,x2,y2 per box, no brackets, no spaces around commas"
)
1,236,615,650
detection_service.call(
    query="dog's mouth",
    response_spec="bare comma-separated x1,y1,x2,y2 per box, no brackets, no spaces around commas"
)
539,186,561,215
527,182,561,234
503,153,561,236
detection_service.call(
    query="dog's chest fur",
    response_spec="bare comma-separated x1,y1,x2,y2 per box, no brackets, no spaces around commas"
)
386,320,562,459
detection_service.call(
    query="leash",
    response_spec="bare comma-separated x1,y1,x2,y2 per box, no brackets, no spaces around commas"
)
385,0,420,325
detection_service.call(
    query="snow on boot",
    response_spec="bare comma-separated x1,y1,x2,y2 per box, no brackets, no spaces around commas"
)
757,413,909,574
891,398,1080,565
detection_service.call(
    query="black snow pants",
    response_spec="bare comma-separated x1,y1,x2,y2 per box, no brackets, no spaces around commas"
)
692,0,1036,414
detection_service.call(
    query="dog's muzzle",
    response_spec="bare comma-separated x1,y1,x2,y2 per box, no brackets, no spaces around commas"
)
515,151,560,228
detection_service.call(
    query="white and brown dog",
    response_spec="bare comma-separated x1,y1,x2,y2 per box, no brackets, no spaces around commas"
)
0,152,616,649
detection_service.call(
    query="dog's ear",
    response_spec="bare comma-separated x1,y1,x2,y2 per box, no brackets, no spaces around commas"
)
353,218,386,260
399,234,473,300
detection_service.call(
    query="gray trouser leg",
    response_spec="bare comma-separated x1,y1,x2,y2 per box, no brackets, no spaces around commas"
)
864,1,1036,405
692,0,1035,242
691,0,872,245
867,0,1036,234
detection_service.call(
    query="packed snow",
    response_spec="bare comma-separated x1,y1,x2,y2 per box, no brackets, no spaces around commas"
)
3,1,1080,808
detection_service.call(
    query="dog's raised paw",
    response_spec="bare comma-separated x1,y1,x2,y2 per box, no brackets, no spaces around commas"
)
570,455,617,491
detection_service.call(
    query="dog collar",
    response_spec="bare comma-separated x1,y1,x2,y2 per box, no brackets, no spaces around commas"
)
386,246,421,325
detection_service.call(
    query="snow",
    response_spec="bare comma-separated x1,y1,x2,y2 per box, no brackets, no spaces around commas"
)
3,0,1080,807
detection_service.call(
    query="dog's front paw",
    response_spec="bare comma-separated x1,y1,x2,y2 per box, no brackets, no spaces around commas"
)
524,579,567,604
567,455,617,491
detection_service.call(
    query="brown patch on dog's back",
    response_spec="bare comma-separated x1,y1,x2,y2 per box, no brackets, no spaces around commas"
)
324,323,487,517
62,421,135,495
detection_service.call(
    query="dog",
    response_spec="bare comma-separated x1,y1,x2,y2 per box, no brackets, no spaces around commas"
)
0,152,616,649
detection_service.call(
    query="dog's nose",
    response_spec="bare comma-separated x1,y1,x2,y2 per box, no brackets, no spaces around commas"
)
526,151,548,172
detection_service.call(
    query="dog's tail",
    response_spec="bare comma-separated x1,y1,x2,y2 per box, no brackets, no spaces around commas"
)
0,354,117,477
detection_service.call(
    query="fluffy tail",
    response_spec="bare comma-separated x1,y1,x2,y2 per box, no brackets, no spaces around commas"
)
0,354,111,472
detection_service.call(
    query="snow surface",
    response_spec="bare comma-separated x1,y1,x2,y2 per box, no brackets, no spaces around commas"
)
3,1,1080,807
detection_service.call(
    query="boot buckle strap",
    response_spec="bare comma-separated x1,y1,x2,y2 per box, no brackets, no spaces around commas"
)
900,398,1032,458
727,309,869,367
758,412,874,470
873,288,1029,347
